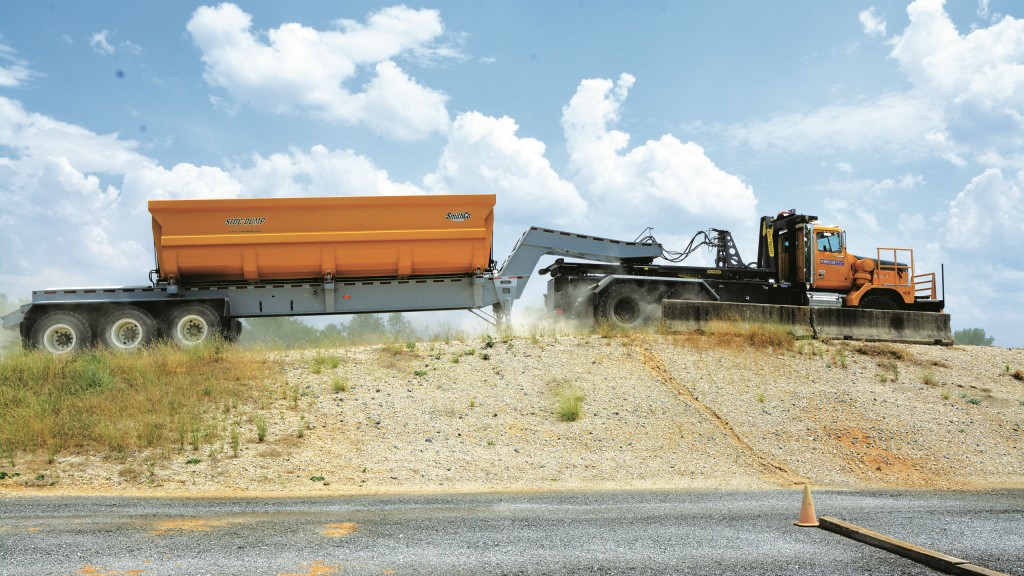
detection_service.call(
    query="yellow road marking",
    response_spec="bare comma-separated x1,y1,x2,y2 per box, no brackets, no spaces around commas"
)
279,559,339,576
149,518,235,535
76,566,146,576
323,522,359,537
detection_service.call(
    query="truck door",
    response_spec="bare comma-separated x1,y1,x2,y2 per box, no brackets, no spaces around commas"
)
776,226,806,285
811,227,853,291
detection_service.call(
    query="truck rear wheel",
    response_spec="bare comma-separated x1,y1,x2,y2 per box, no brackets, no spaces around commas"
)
30,310,92,354
100,307,156,351
598,284,652,329
666,283,713,302
167,304,220,347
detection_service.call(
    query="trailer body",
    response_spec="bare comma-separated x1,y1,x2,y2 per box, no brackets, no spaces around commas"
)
2,194,663,353
150,194,496,283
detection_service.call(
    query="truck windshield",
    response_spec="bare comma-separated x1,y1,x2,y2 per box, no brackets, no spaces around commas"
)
816,232,842,253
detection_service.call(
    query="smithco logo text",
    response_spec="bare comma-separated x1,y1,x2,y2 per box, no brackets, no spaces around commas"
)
225,217,266,226
446,212,471,222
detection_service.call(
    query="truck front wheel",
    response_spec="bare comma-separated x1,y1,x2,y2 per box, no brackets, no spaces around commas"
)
860,294,901,311
100,307,157,351
167,304,220,347
30,310,92,354
598,284,652,329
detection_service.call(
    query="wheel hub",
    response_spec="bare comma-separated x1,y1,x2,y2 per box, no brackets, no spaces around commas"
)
44,324,76,353
111,319,142,347
178,315,208,343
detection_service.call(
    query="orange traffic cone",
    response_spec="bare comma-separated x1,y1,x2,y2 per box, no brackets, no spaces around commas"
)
794,484,819,527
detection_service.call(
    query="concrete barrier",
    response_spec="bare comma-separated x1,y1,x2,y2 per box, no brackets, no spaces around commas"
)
662,300,953,345
662,301,814,339
810,307,953,345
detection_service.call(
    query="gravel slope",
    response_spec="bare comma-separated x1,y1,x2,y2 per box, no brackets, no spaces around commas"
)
2,334,1022,495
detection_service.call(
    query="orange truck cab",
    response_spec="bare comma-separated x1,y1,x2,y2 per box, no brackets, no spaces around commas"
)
758,210,942,312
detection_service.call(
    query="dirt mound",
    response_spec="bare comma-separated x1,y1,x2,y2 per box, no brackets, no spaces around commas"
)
3,335,1022,496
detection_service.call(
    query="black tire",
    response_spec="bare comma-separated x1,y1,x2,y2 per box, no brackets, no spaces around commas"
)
665,283,714,302
597,284,652,329
29,310,92,354
860,293,900,311
99,306,157,351
166,304,221,347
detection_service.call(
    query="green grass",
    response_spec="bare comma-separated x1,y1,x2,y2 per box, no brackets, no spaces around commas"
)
0,342,274,457
308,351,341,374
554,382,585,422
960,393,982,406
330,376,350,392
376,342,420,371
255,415,268,442
678,319,797,350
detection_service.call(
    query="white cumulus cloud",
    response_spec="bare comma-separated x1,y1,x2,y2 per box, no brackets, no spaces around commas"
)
728,92,954,161
859,7,887,37
730,0,1024,166
425,112,586,227
563,74,757,232
232,145,424,198
186,3,452,140
0,97,236,292
942,168,1024,251
892,0,1024,113
89,31,116,55
0,42,36,87
89,30,141,56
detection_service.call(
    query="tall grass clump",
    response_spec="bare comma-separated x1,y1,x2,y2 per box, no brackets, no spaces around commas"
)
701,319,796,350
549,379,585,422
557,390,585,422
0,341,274,457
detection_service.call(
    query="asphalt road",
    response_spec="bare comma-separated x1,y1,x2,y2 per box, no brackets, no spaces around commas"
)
1,489,1021,575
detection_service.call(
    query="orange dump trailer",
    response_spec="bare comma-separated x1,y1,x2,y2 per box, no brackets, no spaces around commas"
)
149,194,496,283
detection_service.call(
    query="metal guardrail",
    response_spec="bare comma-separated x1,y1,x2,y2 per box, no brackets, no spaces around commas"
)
913,272,937,300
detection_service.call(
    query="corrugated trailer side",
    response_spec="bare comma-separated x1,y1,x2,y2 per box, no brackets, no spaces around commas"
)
149,194,496,283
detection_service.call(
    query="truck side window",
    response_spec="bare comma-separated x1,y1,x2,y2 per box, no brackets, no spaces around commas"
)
817,232,841,253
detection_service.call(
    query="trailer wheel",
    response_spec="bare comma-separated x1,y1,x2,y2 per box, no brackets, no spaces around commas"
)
860,294,900,311
30,310,92,354
598,284,652,329
100,307,156,351
167,304,220,347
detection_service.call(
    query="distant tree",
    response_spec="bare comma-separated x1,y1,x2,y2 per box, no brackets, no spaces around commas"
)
953,327,995,346
346,314,388,343
240,317,321,348
320,323,347,343
385,312,418,341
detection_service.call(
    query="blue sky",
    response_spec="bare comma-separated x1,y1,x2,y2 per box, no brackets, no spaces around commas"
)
1,0,1022,346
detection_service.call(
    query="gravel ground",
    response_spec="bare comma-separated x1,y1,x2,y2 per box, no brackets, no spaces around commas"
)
2,333,1022,496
